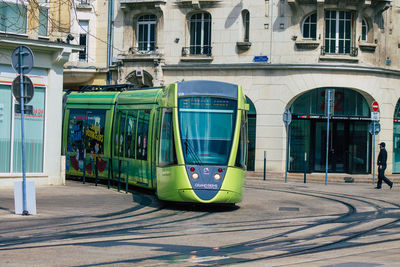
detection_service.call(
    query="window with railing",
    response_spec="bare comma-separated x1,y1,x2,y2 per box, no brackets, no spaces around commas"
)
324,10,354,55
188,12,211,55
137,14,157,52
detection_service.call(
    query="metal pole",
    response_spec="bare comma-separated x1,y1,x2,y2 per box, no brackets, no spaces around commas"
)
304,152,307,183
107,158,111,189
126,161,129,193
95,157,98,186
18,47,28,215
285,124,289,183
325,90,331,185
82,157,86,184
263,151,266,181
373,122,376,185
118,159,121,192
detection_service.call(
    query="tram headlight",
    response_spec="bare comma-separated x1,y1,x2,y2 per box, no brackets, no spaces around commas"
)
214,173,222,180
192,172,199,179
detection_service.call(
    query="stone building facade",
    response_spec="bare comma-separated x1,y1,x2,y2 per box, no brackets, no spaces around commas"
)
111,0,400,175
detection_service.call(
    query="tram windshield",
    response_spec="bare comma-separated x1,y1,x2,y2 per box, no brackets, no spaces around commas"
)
178,97,237,165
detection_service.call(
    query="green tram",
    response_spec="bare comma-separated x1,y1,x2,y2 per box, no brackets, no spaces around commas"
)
62,80,249,204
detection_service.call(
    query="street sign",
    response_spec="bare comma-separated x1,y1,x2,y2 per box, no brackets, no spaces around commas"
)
253,56,269,63
11,46,34,75
369,121,381,135
283,109,292,126
372,101,379,112
324,89,335,117
15,104,33,115
371,111,380,121
12,75,34,104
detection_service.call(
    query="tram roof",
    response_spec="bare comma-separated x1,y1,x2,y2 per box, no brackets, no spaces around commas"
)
177,80,238,99
64,85,165,105
117,88,164,105
66,91,121,105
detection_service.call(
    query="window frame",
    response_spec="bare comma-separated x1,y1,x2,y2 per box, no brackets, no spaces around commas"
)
0,0,28,35
361,17,368,42
324,10,353,55
242,10,250,42
78,20,89,62
189,12,212,55
137,14,157,52
302,12,317,40
38,3,49,37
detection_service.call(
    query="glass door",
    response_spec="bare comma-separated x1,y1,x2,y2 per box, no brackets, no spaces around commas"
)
314,121,346,172
349,121,371,174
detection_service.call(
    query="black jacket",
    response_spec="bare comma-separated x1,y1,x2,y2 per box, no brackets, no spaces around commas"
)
377,148,387,167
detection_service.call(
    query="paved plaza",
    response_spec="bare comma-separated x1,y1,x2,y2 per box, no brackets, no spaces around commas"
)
1,176,400,266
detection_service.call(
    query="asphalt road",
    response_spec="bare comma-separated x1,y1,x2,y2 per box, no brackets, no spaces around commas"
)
1,178,400,266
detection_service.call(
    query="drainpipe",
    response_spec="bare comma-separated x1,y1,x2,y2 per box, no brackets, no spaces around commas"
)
106,0,114,85
269,0,274,64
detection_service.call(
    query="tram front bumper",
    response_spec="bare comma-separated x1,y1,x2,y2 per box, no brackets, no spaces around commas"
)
177,189,242,204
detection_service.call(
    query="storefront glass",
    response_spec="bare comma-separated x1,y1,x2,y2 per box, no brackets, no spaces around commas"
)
0,85,12,172
0,84,45,174
289,88,371,174
393,101,400,173
13,87,45,173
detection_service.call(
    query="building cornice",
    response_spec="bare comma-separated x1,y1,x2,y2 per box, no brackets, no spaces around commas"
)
162,63,400,77
0,35,83,53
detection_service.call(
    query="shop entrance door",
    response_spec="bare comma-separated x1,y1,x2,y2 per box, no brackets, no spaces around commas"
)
314,121,346,172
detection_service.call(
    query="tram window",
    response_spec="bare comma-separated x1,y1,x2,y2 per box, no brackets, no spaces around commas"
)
137,110,150,160
120,112,127,157
125,111,137,159
115,111,127,157
235,110,247,169
68,109,106,159
159,108,177,166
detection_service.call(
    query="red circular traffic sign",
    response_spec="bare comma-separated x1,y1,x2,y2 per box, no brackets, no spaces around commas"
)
372,101,379,112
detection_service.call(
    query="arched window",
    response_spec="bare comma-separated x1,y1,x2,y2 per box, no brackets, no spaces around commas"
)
242,10,250,42
302,13,317,40
189,12,211,55
362,18,368,42
137,14,157,52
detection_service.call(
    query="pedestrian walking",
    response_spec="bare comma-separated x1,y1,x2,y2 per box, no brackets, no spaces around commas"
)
376,142,393,189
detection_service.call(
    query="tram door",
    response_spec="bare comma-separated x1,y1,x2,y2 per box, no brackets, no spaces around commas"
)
314,121,346,172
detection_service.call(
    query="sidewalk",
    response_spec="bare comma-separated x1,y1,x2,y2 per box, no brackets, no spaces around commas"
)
247,171,400,184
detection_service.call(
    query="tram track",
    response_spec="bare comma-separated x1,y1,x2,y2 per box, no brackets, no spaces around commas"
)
93,185,399,266
1,181,400,266
175,186,400,266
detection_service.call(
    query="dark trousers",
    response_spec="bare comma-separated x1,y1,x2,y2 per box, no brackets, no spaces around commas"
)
377,166,393,188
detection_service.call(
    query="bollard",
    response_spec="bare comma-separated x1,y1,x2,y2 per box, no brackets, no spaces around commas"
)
118,159,121,192
82,158,86,184
304,152,307,183
263,151,266,181
95,157,98,186
107,159,111,189
125,161,129,194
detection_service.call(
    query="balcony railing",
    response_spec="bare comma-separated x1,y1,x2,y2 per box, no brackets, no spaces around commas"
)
181,46,212,57
320,46,358,57
128,46,158,55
